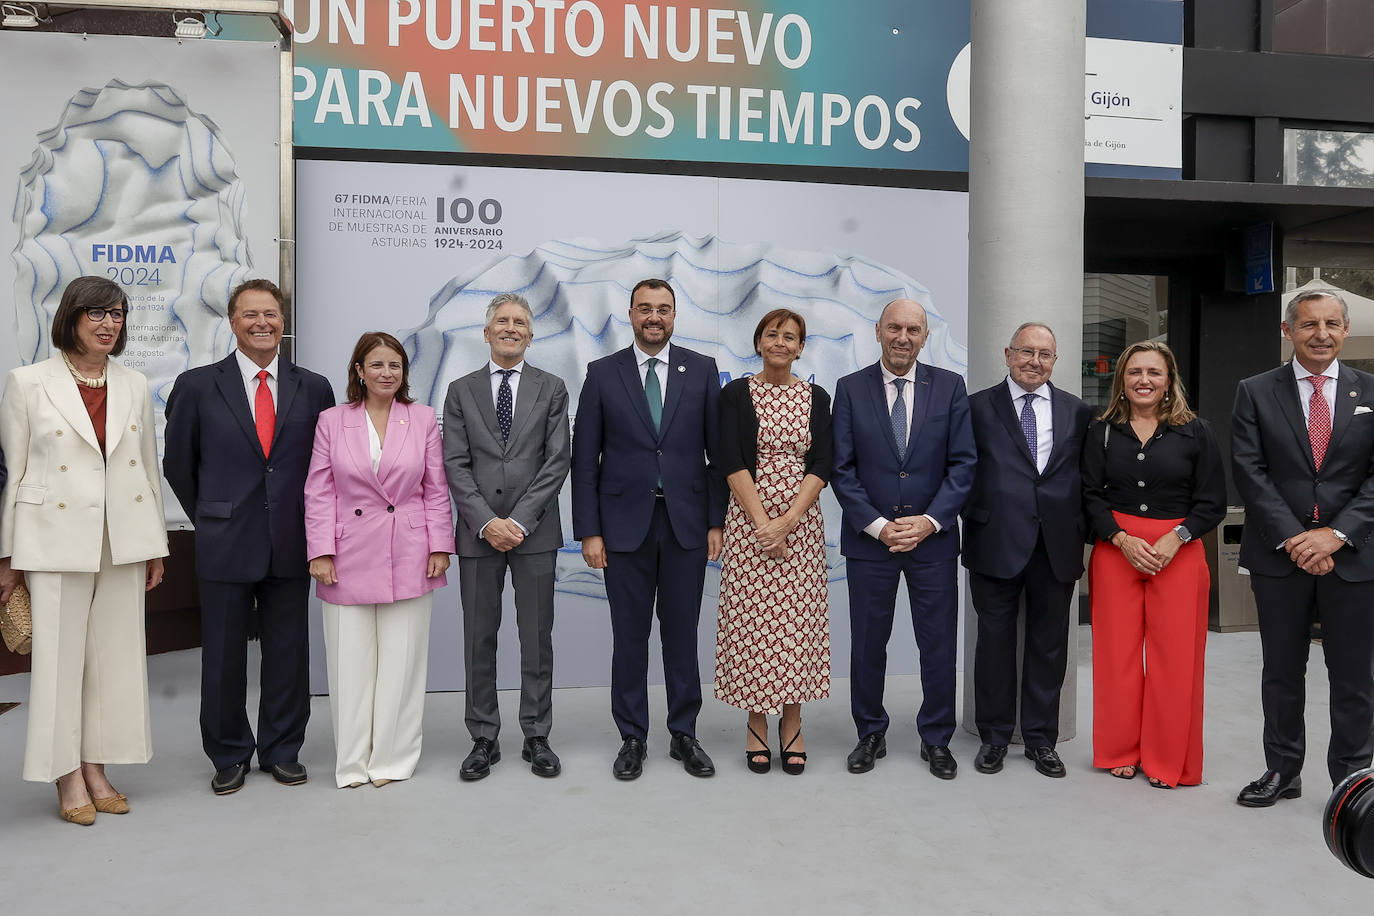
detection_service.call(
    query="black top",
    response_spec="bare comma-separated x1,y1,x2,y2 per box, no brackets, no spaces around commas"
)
718,376,833,483
1082,416,1226,542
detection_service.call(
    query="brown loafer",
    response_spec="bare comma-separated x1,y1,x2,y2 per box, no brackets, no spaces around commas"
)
92,793,130,814
57,787,95,826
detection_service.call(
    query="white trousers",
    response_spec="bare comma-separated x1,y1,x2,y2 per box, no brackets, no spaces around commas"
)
24,537,152,782
321,594,432,787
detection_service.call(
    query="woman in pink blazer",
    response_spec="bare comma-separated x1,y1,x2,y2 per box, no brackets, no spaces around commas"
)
304,331,454,788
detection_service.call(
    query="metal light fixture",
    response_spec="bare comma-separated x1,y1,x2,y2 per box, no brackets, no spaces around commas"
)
172,9,206,39
2,3,41,27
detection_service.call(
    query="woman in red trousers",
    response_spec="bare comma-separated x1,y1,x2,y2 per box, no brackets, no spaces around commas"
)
1083,341,1225,787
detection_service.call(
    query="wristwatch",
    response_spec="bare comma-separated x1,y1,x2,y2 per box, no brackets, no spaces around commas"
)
1333,529,1351,547
1172,524,1193,543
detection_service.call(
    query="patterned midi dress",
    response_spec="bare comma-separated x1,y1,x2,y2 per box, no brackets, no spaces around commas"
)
714,377,830,713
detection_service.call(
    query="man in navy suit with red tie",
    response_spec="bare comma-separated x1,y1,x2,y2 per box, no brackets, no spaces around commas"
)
963,323,1091,778
1233,289,1374,806
571,278,727,781
832,298,976,778
164,279,335,795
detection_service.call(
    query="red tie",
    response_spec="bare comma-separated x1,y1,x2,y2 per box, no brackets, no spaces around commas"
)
255,369,275,457
1309,376,1330,519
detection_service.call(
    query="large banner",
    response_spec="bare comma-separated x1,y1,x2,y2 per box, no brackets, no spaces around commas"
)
0,32,283,525
286,0,1183,175
287,0,971,170
296,158,968,689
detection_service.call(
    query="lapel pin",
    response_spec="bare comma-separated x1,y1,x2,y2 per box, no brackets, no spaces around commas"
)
1350,391,1357,398
677,365,685,372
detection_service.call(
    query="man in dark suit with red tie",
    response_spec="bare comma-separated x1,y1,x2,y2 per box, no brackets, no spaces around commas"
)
1233,289,1374,806
963,323,1091,778
832,298,977,779
164,279,335,795
571,278,727,781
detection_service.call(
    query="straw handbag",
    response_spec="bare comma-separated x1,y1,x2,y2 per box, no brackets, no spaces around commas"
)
1,582,33,655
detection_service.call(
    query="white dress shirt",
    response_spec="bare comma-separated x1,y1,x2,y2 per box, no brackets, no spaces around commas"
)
365,411,383,473
488,358,525,413
634,341,672,393
1293,358,1339,429
479,358,530,541
234,349,278,422
1007,376,1053,473
1274,359,1341,551
864,361,941,540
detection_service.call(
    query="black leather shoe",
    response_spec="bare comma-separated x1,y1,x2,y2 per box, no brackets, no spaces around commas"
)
522,736,561,778
1237,769,1302,807
921,743,958,780
211,762,249,795
846,733,887,774
1025,746,1067,778
613,737,647,780
263,761,308,786
974,743,1008,774
460,737,500,781
669,733,716,778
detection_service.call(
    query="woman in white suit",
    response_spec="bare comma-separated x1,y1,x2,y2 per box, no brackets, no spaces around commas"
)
0,276,168,825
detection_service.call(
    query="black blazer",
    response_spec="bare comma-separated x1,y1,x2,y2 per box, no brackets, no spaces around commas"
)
164,353,335,581
1233,362,1374,580
718,377,832,484
962,380,1092,583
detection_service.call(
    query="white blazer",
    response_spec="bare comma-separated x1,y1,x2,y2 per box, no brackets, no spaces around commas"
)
0,356,168,572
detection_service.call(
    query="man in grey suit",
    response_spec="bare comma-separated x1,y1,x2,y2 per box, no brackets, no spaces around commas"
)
444,292,572,779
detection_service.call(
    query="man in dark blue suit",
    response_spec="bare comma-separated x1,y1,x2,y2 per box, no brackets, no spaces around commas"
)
571,278,727,780
164,279,335,795
832,298,976,778
963,322,1091,778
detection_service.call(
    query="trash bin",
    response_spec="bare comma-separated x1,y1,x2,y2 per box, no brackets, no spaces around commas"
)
1207,507,1258,633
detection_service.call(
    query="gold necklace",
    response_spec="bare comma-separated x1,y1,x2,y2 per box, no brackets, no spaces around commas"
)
62,351,108,389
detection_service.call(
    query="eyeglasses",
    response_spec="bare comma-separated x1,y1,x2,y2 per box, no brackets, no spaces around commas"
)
84,307,128,323
632,305,674,318
1011,347,1056,362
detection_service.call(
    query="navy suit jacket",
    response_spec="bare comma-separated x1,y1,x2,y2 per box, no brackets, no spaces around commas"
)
961,380,1092,582
164,352,335,581
1233,362,1374,581
831,361,976,562
571,345,726,553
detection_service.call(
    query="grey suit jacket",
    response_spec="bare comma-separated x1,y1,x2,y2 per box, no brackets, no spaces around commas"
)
443,362,571,557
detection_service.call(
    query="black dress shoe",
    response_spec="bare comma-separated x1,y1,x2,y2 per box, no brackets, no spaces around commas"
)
613,737,647,780
669,733,716,778
1237,769,1302,807
1025,746,1067,778
460,737,500,781
846,733,887,774
522,736,561,778
211,762,249,795
263,761,308,786
974,743,1008,774
921,743,958,780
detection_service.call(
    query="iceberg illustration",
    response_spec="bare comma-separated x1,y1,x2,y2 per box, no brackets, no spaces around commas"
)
11,79,254,406
402,231,967,599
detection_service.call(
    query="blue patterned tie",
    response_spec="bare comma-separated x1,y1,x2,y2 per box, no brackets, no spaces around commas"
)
496,369,514,443
891,378,908,461
1020,393,1038,462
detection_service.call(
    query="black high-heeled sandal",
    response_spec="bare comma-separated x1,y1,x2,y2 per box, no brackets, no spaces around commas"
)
779,722,807,776
746,723,772,774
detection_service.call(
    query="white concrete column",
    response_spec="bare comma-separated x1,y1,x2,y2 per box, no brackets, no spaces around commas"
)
962,0,1087,743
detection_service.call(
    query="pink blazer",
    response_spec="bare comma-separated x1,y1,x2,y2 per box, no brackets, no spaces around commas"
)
304,400,455,606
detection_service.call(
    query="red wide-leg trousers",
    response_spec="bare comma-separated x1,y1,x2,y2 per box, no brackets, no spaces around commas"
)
1090,512,1209,786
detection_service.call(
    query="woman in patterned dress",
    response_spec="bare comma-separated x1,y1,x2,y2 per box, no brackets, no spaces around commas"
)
715,309,832,775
